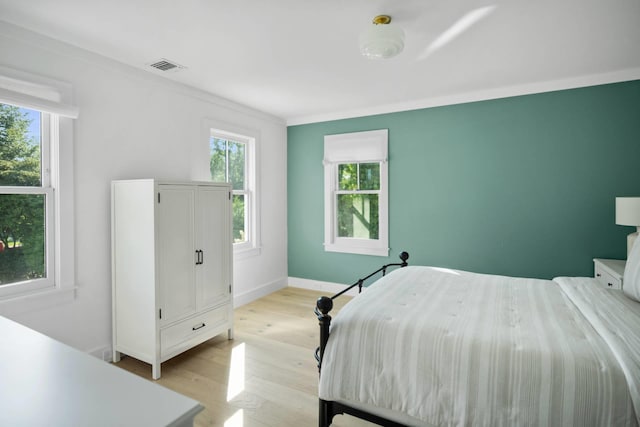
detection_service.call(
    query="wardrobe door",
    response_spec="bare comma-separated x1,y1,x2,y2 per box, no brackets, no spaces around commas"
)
157,185,197,325
196,185,232,311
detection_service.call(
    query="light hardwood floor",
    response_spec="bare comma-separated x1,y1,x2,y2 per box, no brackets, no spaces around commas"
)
113,287,375,427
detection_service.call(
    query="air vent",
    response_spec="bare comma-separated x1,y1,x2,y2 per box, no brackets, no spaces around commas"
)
148,58,186,72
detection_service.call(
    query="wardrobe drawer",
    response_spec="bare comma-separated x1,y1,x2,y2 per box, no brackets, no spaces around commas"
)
161,307,229,356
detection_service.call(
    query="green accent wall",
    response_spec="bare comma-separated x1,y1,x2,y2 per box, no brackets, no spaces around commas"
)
287,80,640,283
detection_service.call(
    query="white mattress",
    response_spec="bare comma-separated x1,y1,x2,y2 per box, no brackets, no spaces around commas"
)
318,266,639,426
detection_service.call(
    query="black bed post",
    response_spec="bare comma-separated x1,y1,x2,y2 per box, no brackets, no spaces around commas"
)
319,399,333,427
399,251,409,268
316,296,334,427
316,296,333,372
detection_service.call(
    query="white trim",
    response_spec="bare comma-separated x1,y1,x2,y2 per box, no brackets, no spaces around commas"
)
288,277,360,297
324,129,388,163
0,187,52,195
53,116,75,297
324,243,389,257
0,65,78,118
0,20,283,126
287,68,640,125
0,111,55,297
204,119,261,259
4,19,636,127
0,88,78,118
0,70,76,308
324,130,389,257
233,277,287,307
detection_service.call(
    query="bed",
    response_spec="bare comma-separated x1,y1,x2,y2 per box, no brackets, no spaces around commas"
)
314,247,640,427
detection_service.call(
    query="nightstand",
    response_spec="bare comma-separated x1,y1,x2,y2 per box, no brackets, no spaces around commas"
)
593,258,626,290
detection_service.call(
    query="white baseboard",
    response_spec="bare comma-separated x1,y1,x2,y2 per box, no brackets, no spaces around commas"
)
287,277,360,297
234,277,288,308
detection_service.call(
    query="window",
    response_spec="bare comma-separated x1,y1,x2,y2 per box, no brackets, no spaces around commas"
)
208,127,259,257
0,104,53,293
324,129,388,256
0,66,76,305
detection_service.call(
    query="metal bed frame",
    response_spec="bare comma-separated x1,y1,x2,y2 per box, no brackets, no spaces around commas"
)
314,251,410,427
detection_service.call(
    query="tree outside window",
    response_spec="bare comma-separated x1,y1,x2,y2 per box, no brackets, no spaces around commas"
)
210,137,247,244
0,104,47,286
336,162,380,239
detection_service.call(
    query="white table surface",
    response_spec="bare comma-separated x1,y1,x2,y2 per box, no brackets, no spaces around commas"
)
0,315,203,427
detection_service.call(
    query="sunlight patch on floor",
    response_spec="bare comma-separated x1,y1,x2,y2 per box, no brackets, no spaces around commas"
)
226,342,245,401
224,409,243,427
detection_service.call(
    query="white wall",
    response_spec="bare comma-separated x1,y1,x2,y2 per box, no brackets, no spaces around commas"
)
0,22,288,357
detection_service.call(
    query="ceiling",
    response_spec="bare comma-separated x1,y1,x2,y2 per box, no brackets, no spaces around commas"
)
1,0,639,124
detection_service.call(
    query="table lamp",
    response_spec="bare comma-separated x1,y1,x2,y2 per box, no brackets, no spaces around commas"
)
616,197,640,256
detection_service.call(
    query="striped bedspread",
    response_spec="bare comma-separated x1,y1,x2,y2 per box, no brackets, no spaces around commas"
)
318,266,639,426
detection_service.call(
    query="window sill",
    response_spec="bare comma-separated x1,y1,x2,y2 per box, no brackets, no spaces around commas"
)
324,243,389,257
0,286,77,317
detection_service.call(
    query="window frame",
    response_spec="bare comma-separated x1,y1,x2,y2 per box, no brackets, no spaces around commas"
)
206,123,260,260
324,129,389,257
0,111,55,295
0,66,76,310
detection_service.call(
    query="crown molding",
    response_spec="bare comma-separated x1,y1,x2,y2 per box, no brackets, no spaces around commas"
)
286,68,640,126
0,20,285,126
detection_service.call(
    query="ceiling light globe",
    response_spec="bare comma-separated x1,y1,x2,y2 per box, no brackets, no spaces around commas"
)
359,23,405,60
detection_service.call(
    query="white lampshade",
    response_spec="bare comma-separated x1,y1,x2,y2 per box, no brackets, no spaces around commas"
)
359,16,405,60
616,197,640,226
616,197,640,256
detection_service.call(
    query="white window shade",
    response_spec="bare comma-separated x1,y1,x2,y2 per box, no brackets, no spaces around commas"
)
324,129,388,163
0,66,78,118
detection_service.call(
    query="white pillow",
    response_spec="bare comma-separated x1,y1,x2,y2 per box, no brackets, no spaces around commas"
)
623,238,640,302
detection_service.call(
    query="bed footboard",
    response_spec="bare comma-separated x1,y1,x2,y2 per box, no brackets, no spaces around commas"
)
314,251,409,427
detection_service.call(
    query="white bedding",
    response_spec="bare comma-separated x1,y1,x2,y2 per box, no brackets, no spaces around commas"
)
318,266,639,426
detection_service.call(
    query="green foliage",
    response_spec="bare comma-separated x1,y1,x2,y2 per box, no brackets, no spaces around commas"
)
210,138,245,190
338,163,380,191
0,104,45,285
338,163,357,190
358,163,380,190
0,104,41,186
209,138,227,183
232,195,245,243
210,137,247,242
337,194,379,239
336,162,380,239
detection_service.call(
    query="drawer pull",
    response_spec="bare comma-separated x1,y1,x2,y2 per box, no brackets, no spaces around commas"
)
596,273,601,277
608,283,613,287
192,323,206,331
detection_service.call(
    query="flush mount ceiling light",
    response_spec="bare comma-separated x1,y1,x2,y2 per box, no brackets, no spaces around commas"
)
359,15,405,60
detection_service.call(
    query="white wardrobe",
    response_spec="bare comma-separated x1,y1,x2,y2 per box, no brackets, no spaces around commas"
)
111,179,233,379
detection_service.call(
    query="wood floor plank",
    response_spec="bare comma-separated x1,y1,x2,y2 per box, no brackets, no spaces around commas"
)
113,287,376,427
